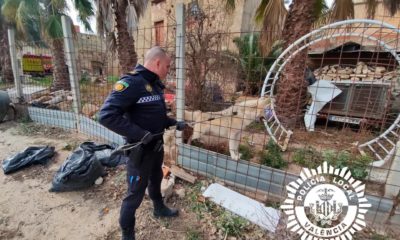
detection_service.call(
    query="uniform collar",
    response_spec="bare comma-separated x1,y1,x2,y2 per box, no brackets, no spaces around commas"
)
135,64,159,83
135,64,165,90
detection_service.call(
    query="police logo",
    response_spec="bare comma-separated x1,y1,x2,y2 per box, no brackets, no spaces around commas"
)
281,162,371,239
114,81,129,92
145,84,153,93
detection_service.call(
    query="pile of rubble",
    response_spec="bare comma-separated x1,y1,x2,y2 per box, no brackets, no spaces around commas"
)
29,89,73,111
313,62,398,82
29,90,100,118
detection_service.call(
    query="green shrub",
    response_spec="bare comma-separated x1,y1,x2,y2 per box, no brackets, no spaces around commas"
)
260,140,287,169
80,71,90,84
292,147,323,169
239,144,254,161
245,121,265,132
216,212,247,237
323,150,373,180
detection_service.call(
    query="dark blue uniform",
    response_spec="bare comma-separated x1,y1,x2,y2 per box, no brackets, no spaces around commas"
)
98,64,177,234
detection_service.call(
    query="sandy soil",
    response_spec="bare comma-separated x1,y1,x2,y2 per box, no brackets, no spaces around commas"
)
0,122,201,240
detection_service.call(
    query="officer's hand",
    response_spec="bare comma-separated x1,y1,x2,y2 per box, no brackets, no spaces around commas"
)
176,121,187,131
141,131,153,145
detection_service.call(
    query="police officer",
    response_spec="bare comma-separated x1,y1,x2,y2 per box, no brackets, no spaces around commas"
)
98,47,186,240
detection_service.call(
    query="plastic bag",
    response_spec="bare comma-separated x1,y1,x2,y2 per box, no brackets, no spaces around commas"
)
2,146,55,174
50,142,124,192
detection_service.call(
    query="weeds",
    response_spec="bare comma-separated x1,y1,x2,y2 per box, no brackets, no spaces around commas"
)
293,146,323,169
185,229,202,240
245,121,265,132
260,140,287,169
216,212,248,237
239,143,254,161
323,150,373,180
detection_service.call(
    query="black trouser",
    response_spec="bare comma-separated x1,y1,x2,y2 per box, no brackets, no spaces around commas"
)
119,143,164,230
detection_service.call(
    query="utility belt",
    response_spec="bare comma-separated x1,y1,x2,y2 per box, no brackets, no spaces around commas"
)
115,133,164,167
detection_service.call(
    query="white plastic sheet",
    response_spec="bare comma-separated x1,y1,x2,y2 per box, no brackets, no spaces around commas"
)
304,80,342,131
202,183,280,232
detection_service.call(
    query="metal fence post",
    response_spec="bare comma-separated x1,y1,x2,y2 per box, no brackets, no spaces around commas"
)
8,28,23,102
175,3,186,145
61,16,81,130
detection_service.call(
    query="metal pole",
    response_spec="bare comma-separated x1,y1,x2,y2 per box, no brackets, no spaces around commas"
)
61,16,81,130
8,28,23,102
175,3,186,145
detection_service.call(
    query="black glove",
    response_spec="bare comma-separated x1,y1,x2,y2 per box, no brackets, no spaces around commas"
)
141,131,153,145
176,121,187,131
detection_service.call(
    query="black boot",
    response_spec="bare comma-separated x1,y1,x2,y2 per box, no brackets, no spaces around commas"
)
153,200,179,217
121,228,135,240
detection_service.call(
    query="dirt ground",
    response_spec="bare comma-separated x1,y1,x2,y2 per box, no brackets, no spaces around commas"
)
0,121,272,240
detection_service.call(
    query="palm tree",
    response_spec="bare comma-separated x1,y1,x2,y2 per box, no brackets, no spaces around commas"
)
0,0,13,84
226,0,400,128
1,0,94,91
96,0,148,73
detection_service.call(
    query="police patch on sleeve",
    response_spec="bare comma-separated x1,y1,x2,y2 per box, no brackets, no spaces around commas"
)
114,80,129,92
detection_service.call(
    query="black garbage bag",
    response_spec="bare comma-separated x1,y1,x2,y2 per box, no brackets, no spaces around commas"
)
50,142,124,192
2,146,55,174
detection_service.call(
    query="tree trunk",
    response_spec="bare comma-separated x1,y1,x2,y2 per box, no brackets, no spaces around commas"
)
0,27,14,83
114,1,138,73
51,38,70,91
275,0,316,128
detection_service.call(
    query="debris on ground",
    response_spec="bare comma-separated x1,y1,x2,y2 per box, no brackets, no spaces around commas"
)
203,183,281,233
2,145,55,174
170,165,197,183
50,142,122,192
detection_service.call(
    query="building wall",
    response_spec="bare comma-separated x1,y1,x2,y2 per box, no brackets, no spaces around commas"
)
134,0,261,60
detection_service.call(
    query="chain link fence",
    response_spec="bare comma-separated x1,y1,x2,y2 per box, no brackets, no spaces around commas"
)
4,3,400,237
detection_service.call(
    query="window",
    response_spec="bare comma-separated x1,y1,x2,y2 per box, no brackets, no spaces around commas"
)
154,20,164,46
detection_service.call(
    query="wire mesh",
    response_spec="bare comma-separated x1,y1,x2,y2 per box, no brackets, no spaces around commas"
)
6,1,400,238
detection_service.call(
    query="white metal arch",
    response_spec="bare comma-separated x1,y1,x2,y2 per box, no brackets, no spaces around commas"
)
261,19,400,167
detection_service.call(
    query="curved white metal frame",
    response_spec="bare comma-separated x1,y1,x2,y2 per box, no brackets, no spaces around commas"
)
261,19,400,167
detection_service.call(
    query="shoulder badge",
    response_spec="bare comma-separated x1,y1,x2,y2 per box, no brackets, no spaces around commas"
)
114,80,129,92
145,84,153,93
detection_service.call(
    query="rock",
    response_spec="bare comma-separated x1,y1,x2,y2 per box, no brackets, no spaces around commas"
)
362,66,369,74
67,96,73,101
95,177,103,185
339,74,350,79
82,103,99,117
175,188,186,198
375,66,386,74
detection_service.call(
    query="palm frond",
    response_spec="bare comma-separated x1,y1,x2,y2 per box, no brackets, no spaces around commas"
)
130,0,148,18
126,0,148,33
330,0,354,21
255,0,287,55
365,0,378,19
383,0,400,16
15,0,42,42
96,0,113,37
224,0,235,13
50,0,67,11
45,14,63,39
1,0,21,23
74,0,94,32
